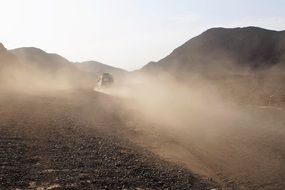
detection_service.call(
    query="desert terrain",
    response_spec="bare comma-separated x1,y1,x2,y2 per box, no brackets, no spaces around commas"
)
1,26,285,190
1,81,285,189
108,74,285,190
0,89,216,189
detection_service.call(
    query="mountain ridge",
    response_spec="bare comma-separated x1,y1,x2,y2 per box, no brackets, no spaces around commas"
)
142,27,285,75
9,46,128,76
76,61,127,77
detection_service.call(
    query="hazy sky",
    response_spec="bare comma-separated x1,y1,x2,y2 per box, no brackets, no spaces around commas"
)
0,0,285,70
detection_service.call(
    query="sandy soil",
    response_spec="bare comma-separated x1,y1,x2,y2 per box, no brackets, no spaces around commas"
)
122,103,285,190
0,89,215,190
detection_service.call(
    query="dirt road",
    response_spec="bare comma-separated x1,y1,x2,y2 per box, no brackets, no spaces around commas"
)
0,90,214,189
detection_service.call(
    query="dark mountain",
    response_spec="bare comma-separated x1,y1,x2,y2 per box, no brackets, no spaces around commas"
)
3,46,96,89
0,43,6,53
142,27,285,75
0,43,18,66
76,61,127,78
10,47,73,72
1,44,127,88
11,47,127,79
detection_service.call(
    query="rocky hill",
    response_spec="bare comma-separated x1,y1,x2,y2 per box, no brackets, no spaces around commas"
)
0,44,128,89
142,27,285,75
10,47,73,72
77,61,127,75
0,43,18,66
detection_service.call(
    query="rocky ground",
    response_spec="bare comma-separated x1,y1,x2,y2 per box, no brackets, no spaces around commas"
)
0,89,216,190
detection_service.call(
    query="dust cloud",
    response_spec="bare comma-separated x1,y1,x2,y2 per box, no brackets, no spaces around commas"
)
1,56,285,189
0,61,94,95
101,72,285,189
102,72,240,135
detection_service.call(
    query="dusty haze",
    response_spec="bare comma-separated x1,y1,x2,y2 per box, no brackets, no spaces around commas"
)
1,36,285,189
100,72,285,189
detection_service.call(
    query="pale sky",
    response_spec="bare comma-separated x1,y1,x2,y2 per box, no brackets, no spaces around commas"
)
0,0,285,70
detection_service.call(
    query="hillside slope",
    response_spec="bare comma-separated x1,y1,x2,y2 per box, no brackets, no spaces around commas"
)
0,43,18,66
10,47,128,85
0,46,94,89
142,27,285,75
76,61,128,79
10,47,76,72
